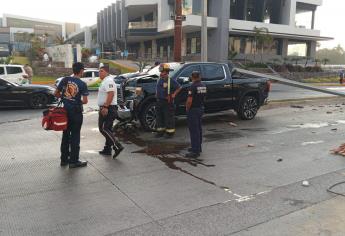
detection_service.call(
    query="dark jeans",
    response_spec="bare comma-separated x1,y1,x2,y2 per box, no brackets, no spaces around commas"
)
60,108,83,163
187,107,203,154
156,99,175,133
98,106,121,150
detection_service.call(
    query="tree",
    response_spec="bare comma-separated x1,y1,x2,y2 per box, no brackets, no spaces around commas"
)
322,58,330,65
55,35,65,45
253,27,273,63
316,44,345,64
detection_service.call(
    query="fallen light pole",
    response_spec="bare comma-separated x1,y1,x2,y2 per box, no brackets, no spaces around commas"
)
236,68,345,97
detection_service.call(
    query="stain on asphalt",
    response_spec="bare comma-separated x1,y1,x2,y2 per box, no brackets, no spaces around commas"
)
0,119,30,125
204,131,243,142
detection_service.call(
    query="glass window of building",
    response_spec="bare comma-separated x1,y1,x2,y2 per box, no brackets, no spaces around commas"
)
187,37,201,54
246,0,255,21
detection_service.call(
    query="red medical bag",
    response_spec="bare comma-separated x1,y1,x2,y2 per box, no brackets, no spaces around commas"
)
42,106,68,131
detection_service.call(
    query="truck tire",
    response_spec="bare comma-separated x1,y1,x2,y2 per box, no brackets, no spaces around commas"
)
140,102,157,131
237,95,259,120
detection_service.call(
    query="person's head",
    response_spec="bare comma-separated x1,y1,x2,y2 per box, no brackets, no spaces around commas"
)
99,63,110,80
191,71,201,82
72,62,85,77
154,61,160,66
159,63,170,78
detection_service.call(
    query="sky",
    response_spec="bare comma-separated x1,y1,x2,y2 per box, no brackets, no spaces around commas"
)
0,0,341,49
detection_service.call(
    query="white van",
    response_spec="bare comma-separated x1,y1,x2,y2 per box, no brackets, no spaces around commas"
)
0,65,28,84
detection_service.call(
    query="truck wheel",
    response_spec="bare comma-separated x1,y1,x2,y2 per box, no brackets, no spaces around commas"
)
140,102,157,131
237,95,258,120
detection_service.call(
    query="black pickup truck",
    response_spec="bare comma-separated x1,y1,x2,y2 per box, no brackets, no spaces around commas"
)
122,62,270,131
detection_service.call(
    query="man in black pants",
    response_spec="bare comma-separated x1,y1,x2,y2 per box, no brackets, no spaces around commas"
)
98,63,124,158
55,62,89,168
185,71,207,158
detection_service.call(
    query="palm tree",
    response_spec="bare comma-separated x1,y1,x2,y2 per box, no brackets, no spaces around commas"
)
55,35,65,45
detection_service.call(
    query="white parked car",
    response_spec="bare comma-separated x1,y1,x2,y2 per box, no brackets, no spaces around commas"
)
55,68,100,87
0,64,28,84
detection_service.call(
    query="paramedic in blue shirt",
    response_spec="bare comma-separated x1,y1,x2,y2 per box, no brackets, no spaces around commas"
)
54,62,89,168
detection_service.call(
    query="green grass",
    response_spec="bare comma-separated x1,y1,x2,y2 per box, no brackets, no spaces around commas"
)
100,59,136,74
301,77,339,83
12,56,29,65
32,76,56,85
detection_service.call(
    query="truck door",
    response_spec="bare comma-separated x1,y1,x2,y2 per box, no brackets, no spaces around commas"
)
200,64,233,111
174,64,201,114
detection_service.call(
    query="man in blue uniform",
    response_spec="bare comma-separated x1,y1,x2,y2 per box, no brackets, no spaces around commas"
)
155,63,181,138
55,62,89,168
185,71,207,158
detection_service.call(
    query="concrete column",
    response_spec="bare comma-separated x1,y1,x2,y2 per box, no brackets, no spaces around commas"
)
97,12,101,44
281,0,296,26
311,10,315,29
308,41,316,58
139,41,145,58
84,27,92,49
116,3,121,41
281,39,289,57
208,0,230,62
111,3,116,41
152,39,157,59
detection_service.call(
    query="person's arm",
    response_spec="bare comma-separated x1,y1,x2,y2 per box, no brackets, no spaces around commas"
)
82,96,88,104
172,79,182,99
81,82,89,104
186,91,193,111
54,78,65,98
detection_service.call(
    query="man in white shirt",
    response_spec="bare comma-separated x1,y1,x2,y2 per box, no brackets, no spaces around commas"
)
97,63,124,158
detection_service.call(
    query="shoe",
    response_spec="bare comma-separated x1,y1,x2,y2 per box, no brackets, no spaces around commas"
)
113,145,124,159
99,149,112,155
188,148,202,153
69,161,88,168
60,161,69,167
185,152,200,158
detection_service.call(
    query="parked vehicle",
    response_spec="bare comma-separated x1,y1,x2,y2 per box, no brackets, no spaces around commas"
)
55,68,100,87
0,64,28,84
0,78,56,108
122,62,271,131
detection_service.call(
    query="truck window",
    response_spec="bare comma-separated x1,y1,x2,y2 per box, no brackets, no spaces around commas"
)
83,71,93,78
202,64,225,81
0,67,4,75
6,66,23,74
178,65,201,78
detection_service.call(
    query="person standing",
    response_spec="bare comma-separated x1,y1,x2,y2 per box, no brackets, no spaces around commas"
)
23,64,33,84
98,63,124,158
185,71,207,158
55,62,89,168
155,63,181,138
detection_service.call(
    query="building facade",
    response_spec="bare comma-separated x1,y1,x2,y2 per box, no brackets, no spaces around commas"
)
97,0,330,62
0,14,80,55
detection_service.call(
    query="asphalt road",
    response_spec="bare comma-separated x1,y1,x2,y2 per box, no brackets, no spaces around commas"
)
2,96,345,235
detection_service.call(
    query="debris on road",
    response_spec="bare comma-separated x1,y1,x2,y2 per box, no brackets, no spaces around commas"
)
228,122,238,127
327,111,333,114
277,158,283,162
247,144,255,148
331,143,345,156
302,180,310,187
331,128,338,131
290,105,304,109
